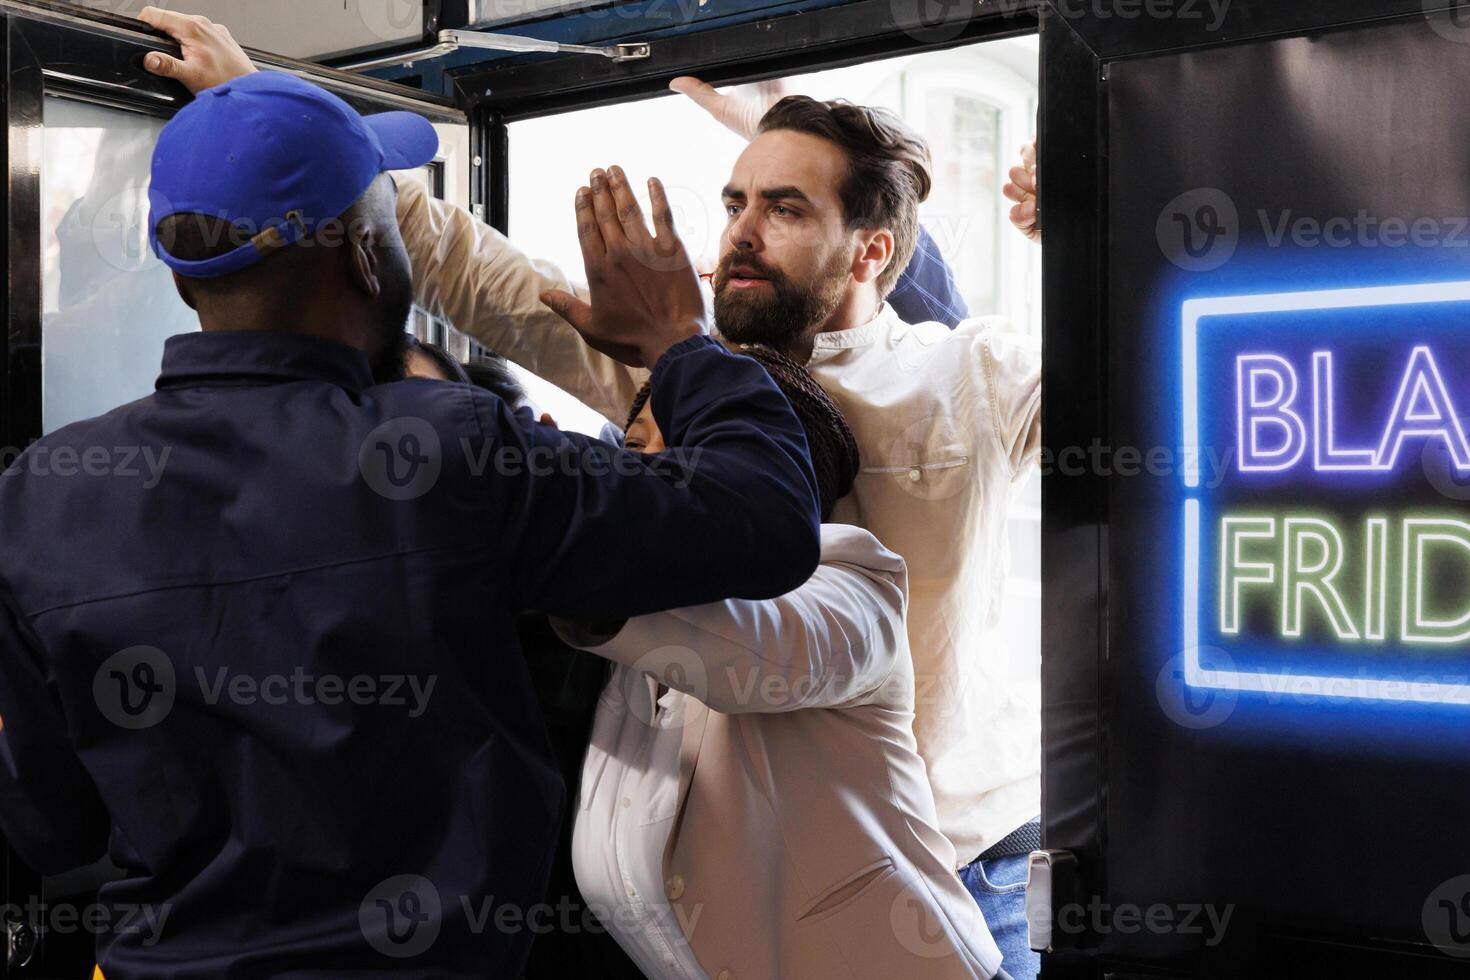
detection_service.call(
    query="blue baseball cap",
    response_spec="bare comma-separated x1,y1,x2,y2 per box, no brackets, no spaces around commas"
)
148,70,439,279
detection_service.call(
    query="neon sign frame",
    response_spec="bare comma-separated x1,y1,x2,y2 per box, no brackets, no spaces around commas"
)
1179,280,1470,706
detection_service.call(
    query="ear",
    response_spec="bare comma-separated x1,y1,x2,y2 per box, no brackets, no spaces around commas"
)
171,271,198,311
346,222,383,301
849,227,895,286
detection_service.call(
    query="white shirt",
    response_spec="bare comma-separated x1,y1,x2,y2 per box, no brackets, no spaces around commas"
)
571,669,707,980
806,306,1042,865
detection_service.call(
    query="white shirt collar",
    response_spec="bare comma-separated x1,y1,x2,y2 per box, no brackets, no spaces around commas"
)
810,303,904,356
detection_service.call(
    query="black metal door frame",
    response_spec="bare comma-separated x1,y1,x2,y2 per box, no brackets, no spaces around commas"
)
450,0,1041,234
0,6,467,973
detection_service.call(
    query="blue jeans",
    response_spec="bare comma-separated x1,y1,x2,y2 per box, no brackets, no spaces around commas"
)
960,847,1040,980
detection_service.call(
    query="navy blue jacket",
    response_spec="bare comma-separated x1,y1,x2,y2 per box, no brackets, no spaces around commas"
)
0,329,820,978
888,226,970,329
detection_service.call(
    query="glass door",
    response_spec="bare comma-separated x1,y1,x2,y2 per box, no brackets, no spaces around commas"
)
0,6,470,973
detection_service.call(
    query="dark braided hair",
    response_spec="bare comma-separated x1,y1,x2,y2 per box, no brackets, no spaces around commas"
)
624,382,654,436
624,343,860,520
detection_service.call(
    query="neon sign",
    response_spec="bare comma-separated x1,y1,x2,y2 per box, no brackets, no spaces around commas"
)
1179,281,1470,706
1234,348,1470,473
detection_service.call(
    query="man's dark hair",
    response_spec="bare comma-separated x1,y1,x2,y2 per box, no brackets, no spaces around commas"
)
409,337,470,384
153,212,298,291
624,343,859,520
756,95,933,298
154,212,251,260
464,354,529,408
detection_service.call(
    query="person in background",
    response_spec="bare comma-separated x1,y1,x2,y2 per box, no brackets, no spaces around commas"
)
558,341,1007,979
401,342,639,978
1004,138,1039,245
463,352,526,405
394,91,1044,978
0,11,824,978
405,335,471,383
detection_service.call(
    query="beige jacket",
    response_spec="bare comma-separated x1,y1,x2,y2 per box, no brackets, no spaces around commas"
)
395,176,1043,865
557,524,1004,980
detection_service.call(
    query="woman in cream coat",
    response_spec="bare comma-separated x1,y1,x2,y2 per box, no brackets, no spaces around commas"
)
556,346,1009,980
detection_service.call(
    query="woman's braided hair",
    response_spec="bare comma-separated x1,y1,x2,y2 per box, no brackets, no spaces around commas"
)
624,343,860,520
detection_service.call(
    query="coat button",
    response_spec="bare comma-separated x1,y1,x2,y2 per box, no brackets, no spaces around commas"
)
665,874,685,899
907,467,922,482
717,971,734,980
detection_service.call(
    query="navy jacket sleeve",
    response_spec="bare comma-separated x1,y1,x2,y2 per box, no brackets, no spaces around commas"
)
0,585,109,874
887,225,970,329
477,336,823,620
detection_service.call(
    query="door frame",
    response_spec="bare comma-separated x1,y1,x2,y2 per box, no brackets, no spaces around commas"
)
0,6,468,972
1,0,468,453
453,0,1041,231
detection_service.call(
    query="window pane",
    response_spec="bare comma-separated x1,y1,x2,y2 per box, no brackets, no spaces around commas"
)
508,37,1039,331
42,97,198,434
508,39,1042,688
926,92,1001,316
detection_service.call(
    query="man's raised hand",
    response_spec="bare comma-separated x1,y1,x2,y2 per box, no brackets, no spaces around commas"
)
1003,139,1040,244
540,166,707,369
138,7,257,94
669,76,788,141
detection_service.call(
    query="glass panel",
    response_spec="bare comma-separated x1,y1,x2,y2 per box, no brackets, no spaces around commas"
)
42,96,198,434
507,36,1040,331
925,91,1001,317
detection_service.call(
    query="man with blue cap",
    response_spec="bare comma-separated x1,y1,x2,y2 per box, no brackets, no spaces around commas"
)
0,7,821,977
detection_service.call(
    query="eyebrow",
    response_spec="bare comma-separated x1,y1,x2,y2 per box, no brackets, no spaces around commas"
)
721,185,813,205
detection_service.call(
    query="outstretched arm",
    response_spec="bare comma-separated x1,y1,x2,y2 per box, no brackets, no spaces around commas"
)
552,528,909,713
487,169,822,618
394,175,647,424
137,5,650,425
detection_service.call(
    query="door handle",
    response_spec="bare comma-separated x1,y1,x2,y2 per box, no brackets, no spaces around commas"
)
1026,848,1081,953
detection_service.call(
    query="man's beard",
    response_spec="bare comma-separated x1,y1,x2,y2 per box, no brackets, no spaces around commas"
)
713,249,848,354
369,245,417,384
